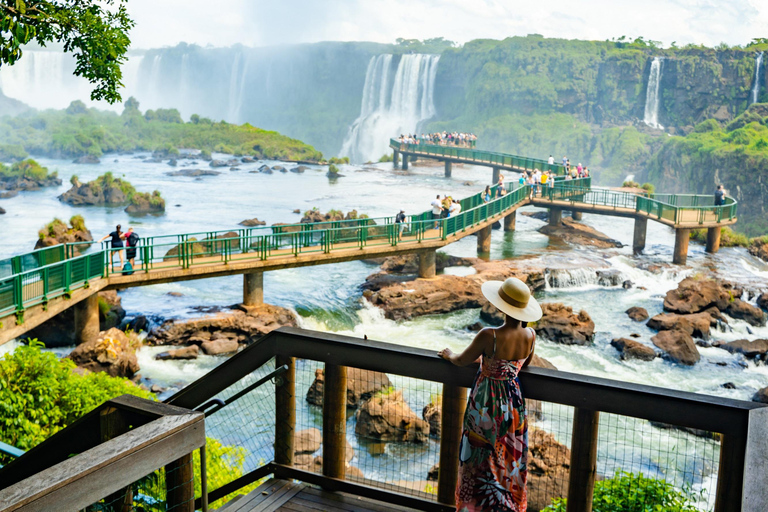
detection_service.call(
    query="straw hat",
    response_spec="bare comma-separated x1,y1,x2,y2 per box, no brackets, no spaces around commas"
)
481,277,542,322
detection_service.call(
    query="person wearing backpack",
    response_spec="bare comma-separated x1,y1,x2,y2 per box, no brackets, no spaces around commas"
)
124,227,139,274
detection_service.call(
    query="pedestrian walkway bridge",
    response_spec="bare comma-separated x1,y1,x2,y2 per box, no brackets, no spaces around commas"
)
0,152,737,346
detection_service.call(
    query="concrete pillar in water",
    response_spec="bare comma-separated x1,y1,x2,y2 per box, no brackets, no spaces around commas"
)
74,294,100,345
477,225,492,253
633,217,648,255
549,208,562,227
492,166,500,185
393,150,400,169
673,228,691,265
504,210,517,232
402,154,409,170
243,271,264,306
444,160,452,178
706,227,722,254
572,211,583,221
418,250,436,279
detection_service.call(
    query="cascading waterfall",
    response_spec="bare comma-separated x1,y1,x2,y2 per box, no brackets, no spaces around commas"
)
340,54,440,163
752,52,764,104
227,52,249,123
179,53,189,109
643,57,664,129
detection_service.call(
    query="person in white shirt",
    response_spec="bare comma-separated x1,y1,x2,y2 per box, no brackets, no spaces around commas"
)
449,200,462,217
548,155,555,165
431,195,443,228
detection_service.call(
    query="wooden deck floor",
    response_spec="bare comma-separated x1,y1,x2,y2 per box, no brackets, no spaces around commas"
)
213,478,424,512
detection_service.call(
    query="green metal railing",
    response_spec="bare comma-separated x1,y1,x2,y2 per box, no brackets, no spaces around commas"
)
390,138,564,174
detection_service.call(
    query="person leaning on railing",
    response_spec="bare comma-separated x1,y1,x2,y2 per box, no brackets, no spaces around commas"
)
438,277,542,511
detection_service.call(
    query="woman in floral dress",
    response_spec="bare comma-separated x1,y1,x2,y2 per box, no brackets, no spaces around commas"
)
439,277,542,512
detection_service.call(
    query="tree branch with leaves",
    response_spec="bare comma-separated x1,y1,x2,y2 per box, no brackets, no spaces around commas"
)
0,0,134,103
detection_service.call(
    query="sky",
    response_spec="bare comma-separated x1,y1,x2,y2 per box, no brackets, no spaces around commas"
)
127,0,768,50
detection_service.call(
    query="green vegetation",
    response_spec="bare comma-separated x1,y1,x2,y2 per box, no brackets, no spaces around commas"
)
544,471,700,512
0,143,28,161
38,215,88,240
131,190,165,207
0,0,134,103
0,158,56,180
327,156,349,164
0,340,151,460
690,227,768,249
90,171,136,197
0,98,322,162
378,153,394,163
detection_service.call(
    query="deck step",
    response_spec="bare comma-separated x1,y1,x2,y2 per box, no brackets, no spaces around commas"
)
210,493,244,512
218,478,305,512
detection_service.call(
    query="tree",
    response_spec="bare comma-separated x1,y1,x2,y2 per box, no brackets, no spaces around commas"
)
0,0,134,104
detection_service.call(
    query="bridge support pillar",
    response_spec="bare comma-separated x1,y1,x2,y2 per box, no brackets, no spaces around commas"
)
633,217,648,255
673,228,691,265
477,225,492,253
706,227,722,254
243,271,264,306
393,150,400,169
74,294,99,345
444,160,452,178
402,154,409,170
549,208,562,227
418,250,436,279
504,210,517,232
572,211,583,221
492,166,500,185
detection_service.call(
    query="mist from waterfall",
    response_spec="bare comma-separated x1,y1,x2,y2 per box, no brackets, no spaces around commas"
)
643,57,664,129
340,54,440,163
752,52,764,104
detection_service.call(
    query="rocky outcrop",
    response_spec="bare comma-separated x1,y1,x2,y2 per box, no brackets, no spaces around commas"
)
34,216,92,253
125,191,165,215
354,390,429,443
663,277,740,315
365,253,476,275
539,217,623,249
651,330,700,365
165,169,221,177
611,338,657,361
239,218,267,227
73,154,100,164
530,354,557,370
758,293,768,311
753,387,768,404
748,239,768,262
0,170,61,192
527,429,570,512
59,178,128,206
718,339,768,360
626,307,649,322
422,401,441,439
67,327,140,378
533,303,595,345
155,345,199,360
306,367,392,408
201,337,239,355
295,428,322,454
148,303,297,346
647,312,716,339
724,299,765,327
163,231,240,260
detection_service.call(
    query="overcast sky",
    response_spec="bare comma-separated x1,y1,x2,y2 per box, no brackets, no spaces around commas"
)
127,0,767,50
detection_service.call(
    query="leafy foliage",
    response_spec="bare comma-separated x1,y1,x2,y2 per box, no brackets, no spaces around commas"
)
543,471,701,512
0,158,55,180
0,0,134,103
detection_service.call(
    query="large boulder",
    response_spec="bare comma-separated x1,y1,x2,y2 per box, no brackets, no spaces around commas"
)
527,429,570,512
200,338,239,355
663,277,741,315
651,330,700,365
748,240,768,262
530,354,557,370
753,387,768,404
719,339,768,360
724,299,765,327
758,293,768,311
626,307,649,322
611,338,656,361
422,401,441,439
239,218,266,227
646,312,715,339
306,367,392,408
294,428,322,454
33,217,93,253
125,191,165,215
533,303,595,345
155,345,199,360
67,327,140,378
538,217,623,249
354,390,429,443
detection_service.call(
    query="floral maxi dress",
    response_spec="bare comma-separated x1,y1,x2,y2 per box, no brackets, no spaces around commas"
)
456,334,530,511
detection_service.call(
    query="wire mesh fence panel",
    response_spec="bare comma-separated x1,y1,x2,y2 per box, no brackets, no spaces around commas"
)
526,401,574,511
294,358,325,474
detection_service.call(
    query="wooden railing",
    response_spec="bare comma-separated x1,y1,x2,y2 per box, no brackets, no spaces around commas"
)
166,327,768,512
0,395,205,512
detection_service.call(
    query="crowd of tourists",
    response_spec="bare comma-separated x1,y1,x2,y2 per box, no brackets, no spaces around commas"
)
397,132,477,148
549,154,590,179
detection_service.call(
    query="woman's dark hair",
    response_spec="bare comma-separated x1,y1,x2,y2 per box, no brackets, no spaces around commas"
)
116,224,122,233
484,185,490,192
505,316,522,328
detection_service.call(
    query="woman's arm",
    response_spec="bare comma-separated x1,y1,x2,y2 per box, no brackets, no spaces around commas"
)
522,328,537,368
98,234,109,242
438,329,491,367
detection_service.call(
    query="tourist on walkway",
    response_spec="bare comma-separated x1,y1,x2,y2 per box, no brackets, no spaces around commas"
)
442,194,453,218
450,199,462,218
438,277,541,511
714,185,725,206
483,186,491,203
431,195,443,228
548,155,554,165
496,174,506,198
124,227,139,272
395,209,407,240
99,225,125,270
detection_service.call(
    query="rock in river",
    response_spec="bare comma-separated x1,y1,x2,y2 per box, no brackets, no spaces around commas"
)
355,390,429,443
611,338,656,361
719,339,768,360
651,330,700,365
307,367,392,408
533,303,595,345
625,307,649,322
67,327,140,378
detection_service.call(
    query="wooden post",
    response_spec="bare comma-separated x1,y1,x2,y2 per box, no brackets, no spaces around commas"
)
444,160,452,178
243,271,264,306
673,228,690,265
477,225,492,253
706,226,722,254
714,434,747,512
566,408,599,512
437,384,467,505
571,211,583,221
549,207,562,227
633,216,647,255
418,249,436,279
165,454,195,512
101,407,132,512
74,294,100,345
492,166,500,185
504,211,517,232
274,356,296,466
323,364,347,479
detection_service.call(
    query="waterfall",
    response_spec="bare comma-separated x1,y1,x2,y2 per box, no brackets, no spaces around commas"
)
752,52,764,104
643,57,664,129
340,54,440,163
179,53,189,111
227,53,249,123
